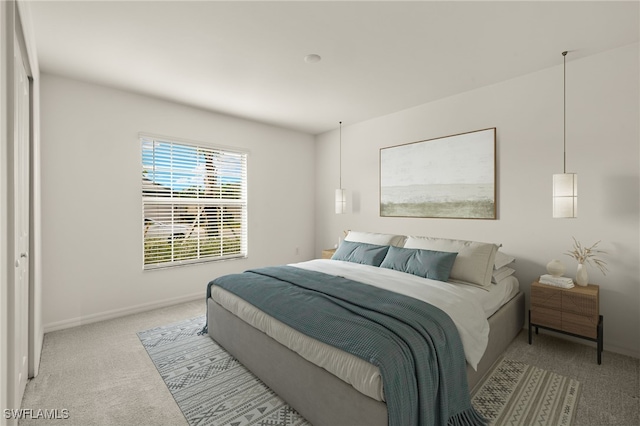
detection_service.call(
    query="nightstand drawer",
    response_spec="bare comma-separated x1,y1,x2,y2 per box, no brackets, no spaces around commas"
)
531,307,561,329
562,291,598,317
562,312,598,339
531,285,562,309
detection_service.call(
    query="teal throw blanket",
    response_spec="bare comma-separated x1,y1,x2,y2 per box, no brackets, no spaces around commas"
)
207,265,486,426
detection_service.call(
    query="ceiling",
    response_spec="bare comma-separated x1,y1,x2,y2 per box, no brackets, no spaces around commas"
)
28,1,639,135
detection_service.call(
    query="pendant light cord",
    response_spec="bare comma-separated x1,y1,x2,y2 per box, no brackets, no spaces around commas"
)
339,121,342,188
562,51,567,174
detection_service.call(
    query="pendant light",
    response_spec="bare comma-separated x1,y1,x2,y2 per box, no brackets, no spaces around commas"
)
335,121,346,214
553,51,577,218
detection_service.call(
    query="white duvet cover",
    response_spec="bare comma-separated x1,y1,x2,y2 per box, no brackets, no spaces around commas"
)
292,259,490,369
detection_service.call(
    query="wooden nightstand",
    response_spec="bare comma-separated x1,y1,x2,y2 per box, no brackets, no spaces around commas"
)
529,280,603,364
321,248,336,259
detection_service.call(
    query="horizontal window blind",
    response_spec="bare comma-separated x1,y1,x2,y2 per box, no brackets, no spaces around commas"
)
141,135,247,269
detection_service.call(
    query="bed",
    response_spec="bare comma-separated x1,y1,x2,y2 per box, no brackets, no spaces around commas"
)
205,232,525,426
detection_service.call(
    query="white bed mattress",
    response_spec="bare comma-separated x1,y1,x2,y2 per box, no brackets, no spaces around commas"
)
458,274,520,318
210,259,519,403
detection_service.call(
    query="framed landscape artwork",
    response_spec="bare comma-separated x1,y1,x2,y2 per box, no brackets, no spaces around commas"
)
380,128,496,219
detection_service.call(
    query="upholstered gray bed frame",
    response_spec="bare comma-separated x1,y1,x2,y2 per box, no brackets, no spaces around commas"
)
207,291,525,426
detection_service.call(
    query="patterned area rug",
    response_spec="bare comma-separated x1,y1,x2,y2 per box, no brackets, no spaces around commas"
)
139,316,581,426
471,357,581,426
137,316,310,426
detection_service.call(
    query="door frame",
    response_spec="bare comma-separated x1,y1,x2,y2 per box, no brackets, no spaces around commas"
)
0,0,10,418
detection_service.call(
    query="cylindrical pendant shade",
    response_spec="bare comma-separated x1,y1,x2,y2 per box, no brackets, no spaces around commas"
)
335,188,346,214
552,173,577,218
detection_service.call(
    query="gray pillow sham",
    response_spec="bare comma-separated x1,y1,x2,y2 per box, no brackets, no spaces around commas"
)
380,246,458,282
331,241,390,267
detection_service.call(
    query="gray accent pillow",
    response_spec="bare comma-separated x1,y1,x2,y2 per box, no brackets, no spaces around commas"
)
404,236,500,288
380,246,458,282
331,241,390,267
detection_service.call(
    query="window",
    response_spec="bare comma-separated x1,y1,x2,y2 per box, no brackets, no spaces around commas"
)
141,135,247,269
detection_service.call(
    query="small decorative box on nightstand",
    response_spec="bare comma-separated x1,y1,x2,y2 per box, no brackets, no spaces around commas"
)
321,248,336,259
529,280,603,364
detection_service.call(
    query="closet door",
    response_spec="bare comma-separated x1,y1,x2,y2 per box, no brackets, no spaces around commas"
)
12,36,30,409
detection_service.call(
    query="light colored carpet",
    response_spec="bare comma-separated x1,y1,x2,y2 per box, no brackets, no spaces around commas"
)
19,301,204,426
19,300,639,425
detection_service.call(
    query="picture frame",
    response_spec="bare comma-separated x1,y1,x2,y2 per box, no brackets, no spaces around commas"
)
380,127,496,219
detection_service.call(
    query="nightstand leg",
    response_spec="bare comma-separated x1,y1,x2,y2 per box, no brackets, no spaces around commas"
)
597,315,603,365
528,310,532,344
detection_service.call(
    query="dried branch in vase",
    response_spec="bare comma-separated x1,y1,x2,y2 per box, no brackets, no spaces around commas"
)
564,237,608,275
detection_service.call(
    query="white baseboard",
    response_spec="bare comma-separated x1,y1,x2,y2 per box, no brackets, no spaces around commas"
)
43,292,202,333
602,343,640,360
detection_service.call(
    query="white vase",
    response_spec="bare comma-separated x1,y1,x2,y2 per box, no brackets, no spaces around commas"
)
546,259,566,277
576,263,589,286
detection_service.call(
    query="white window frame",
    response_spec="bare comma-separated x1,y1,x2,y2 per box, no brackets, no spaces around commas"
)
141,134,248,270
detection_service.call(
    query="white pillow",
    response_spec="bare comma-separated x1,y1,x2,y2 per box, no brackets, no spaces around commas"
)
494,251,516,270
344,231,406,247
492,266,516,284
403,236,500,288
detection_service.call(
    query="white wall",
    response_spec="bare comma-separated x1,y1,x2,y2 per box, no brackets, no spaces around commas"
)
40,74,316,331
315,44,640,358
